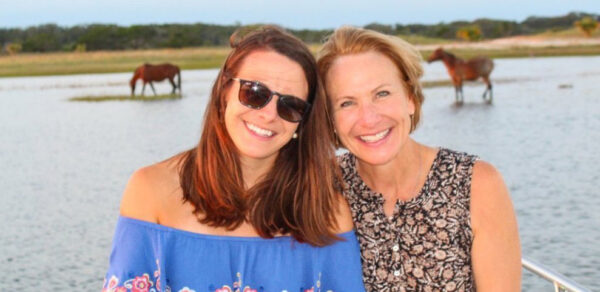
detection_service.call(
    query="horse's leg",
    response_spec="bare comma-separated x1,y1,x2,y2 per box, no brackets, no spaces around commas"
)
177,71,181,94
130,79,136,96
482,82,489,99
487,81,493,103
149,81,157,96
454,86,460,103
168,77,176,94
453,78,460,104
458,81,464,104
483,76,493,103
142,82,147,96
482,76,490,100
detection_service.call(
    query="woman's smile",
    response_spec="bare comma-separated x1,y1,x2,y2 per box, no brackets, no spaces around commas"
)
357,127,392,144
244,121,276,138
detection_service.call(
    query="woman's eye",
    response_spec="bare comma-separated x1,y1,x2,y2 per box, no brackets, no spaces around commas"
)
339,100,353,108
376,90,390,98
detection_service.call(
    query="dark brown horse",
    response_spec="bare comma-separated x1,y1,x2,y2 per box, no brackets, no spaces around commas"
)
427,48,494,103
130,63,181,96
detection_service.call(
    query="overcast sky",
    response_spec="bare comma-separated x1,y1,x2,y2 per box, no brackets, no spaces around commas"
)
1,0,598,29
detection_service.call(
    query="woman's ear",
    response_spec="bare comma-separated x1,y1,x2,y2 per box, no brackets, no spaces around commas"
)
408,95,416,116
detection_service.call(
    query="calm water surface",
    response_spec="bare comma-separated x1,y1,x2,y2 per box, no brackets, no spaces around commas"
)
1,56,599,291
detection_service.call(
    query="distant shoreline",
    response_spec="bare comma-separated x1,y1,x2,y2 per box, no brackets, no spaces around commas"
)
1,35,599,78
416,34,600,50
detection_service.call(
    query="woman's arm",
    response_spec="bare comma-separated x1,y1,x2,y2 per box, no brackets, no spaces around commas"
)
470,160,521,291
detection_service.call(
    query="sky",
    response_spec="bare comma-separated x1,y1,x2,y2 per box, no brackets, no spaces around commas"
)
1,0,598,30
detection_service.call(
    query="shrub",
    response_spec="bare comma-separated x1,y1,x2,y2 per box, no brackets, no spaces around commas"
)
456,25,483,41
5,42,22,55
574,17,599,37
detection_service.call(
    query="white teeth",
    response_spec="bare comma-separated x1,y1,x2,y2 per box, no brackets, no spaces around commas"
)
246,122,274,137
359,129,390,143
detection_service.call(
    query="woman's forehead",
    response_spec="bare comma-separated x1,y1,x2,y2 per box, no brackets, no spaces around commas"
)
326,52,401,95
237,50,309,97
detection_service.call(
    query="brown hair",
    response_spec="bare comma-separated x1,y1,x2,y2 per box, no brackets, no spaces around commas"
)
179,26,341,246
317,26,425,133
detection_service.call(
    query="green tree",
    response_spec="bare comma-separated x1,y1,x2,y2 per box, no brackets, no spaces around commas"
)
456,25,482,41
126,25,157,49
433,24,451,38
364,23,395,35
492,21,517,38
575,17,599,37
21,24,62,52
77,24,128,50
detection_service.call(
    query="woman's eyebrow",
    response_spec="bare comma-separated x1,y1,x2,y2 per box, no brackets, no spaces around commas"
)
332,94,356,102
371,83,391,94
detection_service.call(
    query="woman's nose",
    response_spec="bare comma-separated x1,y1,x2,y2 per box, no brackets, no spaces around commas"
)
257,94,279,121
358,102,383,126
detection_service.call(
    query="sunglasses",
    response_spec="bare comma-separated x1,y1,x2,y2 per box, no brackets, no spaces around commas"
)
232,78,311,123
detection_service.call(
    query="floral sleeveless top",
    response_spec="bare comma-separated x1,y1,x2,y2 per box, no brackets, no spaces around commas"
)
339,148,478,292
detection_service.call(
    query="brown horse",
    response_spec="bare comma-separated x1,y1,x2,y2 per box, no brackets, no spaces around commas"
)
427,48,494,103
130,63,181,96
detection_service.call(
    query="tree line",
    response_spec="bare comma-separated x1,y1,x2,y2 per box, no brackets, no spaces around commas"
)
365,12,598,40
1,12,598,53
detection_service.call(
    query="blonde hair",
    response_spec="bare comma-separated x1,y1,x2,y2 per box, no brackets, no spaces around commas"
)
317,26,425,132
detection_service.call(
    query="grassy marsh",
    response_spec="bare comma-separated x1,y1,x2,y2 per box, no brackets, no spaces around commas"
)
1,34,599,78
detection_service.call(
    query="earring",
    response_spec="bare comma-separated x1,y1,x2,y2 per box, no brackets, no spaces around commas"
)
292,133,298,139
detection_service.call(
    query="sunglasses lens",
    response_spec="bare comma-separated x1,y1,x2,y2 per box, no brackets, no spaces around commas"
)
239,81,271,109
235,78,310,123
278,96,309,122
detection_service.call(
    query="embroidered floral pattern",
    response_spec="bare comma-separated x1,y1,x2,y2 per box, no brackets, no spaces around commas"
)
339,149,478,292
103,260,171,292
104,266,330,292
129,274,152,292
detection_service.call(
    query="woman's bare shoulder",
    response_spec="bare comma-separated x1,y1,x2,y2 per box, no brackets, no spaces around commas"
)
470,160,516,232
471,160,506,201
119,153,186,223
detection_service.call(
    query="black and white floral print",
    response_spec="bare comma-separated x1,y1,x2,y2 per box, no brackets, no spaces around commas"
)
339,148,478,292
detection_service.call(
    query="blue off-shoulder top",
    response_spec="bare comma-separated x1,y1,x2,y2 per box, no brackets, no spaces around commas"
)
103,216,366,292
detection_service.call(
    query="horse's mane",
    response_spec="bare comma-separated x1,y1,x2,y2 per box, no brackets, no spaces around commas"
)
443,50,457,62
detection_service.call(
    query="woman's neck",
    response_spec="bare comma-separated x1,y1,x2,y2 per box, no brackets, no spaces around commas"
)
356,139,424,202
239,154,277,189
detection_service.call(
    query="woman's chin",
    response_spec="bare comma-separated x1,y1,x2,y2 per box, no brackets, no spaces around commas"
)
352,149,397,166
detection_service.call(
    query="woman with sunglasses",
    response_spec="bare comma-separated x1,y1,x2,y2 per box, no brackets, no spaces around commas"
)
317,27,521,291
102,26,365,292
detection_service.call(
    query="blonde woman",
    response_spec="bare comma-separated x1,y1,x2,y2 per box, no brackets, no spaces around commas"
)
318,26,521,291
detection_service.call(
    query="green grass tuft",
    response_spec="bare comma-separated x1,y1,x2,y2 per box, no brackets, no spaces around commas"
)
69,93,182,102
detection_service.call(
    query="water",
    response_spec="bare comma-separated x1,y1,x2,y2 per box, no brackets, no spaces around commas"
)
1,56,599,291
